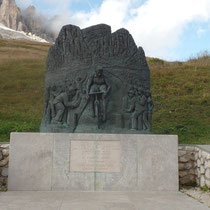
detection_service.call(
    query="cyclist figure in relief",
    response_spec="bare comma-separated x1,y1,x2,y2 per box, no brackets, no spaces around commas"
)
87,67,110,122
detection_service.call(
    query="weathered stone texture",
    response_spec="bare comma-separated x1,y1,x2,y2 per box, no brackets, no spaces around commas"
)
2,149,9,156
40,24,153,134
8,133,178,191
0,143,9,190
0,156,8,167
205,168,210,179
0,150,2,161
2,141,210,190
204,160,210,168
178,146,196,185
8,133,53,191
178,145,210,188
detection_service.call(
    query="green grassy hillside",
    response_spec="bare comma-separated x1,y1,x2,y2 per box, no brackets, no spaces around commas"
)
0,40,50,141
149,57,210,144
0,39,210,144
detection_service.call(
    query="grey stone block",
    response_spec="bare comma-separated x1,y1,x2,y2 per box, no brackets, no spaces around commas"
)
0,191,209,210
51,134,95,191
137,135,178,191
8,133,178,191
8,132,54,191
2,167,8,177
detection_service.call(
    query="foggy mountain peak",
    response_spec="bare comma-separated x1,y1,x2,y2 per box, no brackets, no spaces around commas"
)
0,0,56,42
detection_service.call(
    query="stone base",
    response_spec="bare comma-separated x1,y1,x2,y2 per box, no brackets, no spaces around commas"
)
1,191,209,210
8,133,178,191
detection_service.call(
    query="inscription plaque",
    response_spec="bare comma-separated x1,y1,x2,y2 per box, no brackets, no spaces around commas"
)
70,141,121,172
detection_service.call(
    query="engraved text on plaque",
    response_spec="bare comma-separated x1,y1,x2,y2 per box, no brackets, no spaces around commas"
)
70,141,121,172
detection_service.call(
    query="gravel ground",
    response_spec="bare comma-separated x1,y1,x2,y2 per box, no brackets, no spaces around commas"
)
181,187,210,208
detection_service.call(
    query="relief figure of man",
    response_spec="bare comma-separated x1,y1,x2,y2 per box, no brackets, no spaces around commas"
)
87,68,110,121
52,86,81,124
125,88,148,130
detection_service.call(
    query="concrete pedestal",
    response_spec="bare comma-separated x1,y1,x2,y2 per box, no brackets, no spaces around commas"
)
8,133,178,191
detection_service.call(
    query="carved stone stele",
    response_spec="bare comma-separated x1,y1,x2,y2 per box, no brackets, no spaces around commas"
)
40,24,153,133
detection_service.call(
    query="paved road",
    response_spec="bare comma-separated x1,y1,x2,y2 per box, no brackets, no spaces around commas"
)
0,191,209,210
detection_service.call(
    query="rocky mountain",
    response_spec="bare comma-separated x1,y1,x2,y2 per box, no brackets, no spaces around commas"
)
22,5,55,42
0,0,26,31
0,0,55,42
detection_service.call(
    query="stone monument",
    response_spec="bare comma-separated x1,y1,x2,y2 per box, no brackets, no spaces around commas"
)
8,24,178,193
40,24,154,133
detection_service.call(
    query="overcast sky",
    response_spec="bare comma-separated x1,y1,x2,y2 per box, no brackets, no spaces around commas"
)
16,0,210,61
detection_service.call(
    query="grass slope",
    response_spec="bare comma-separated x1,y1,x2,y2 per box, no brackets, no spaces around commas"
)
0,39,210,144
150,57,210,144
0,40,50,141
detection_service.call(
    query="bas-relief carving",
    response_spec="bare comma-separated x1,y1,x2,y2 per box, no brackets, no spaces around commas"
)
87,68,111,126
44,81,83,131
43,67,111,131
40,24,153,133
122,87,154,132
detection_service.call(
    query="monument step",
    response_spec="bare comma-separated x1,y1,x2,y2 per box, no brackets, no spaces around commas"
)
0,191,208,210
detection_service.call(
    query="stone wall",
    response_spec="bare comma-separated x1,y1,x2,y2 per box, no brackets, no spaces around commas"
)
195,146,210,187
178,145,196,185
0,143,209,190
179,145,210,187
0,143,9,190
